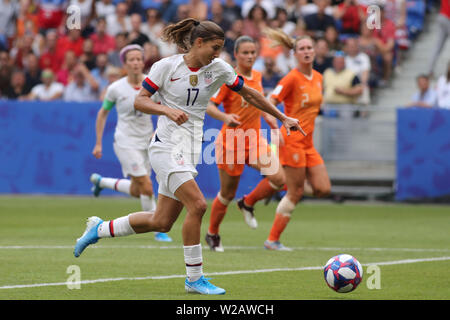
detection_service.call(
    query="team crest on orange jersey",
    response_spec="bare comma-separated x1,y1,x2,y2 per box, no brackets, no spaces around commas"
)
190,75,198,87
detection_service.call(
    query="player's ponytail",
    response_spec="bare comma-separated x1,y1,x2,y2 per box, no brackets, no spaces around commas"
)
162,18,224,52
263,28,313,51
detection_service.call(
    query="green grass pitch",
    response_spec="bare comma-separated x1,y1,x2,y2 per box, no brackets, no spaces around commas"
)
0,196,449,300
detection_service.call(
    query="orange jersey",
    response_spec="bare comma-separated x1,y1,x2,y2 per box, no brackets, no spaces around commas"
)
211,69,264,131
271,68,323,147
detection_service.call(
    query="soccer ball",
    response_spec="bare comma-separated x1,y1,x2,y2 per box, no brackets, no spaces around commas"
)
323,254,363,293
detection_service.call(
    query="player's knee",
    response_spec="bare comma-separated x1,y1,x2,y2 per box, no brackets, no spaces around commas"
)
287,187,303,203
219,190,235,202
314,184,331,198
192,198,208,216
139,184,153,196
269,174,285,189
153,216,173,233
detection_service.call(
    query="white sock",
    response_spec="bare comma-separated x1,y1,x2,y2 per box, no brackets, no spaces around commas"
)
140,194,156,212
97,216,136,238
184,244,203,282
99,178,131,195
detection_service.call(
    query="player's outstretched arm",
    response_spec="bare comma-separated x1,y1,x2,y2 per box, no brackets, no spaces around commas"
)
237,84,306,136
134,88,189,125
93,107,110,159
206,102,241,127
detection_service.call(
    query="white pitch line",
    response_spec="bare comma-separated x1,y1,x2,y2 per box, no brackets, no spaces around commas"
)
0,256,449,290
0,244,449,253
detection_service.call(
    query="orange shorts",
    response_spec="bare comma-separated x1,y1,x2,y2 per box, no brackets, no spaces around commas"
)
279,142,324,168
216,134,272,176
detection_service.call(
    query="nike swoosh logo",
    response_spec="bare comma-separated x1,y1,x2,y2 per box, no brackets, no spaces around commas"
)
170,77,181,82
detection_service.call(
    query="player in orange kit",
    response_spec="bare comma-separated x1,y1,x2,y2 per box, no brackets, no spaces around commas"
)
204,35,289,252
259,29,331,250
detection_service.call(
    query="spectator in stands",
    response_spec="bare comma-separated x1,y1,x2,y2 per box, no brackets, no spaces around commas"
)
304,0,336,39
141,8,165,45
275,45,296,75
261,56,282,95
371,6,396,87
243,4,269,41
16,0,40,38
324,25,342,53
283,0,301,22
90,17,116,55
106,1,131,36
0,50,13,97
427,0,450,77
224,19,244,59
108,32,129,67
241,0,277,20
323,51,363,112
4,69,29,99
223,0,242,25
99,65,122,100
313,38,333,74
333,0,365,36
36,0,65,32
56,28,85,58
11,33,35,69
344,37,371,105
69,0,96,36
27,69,64,101
91,53,110,93
79,38,96,70
187,0,208,21
358,22,378,83
143,41,161,72
63,63,99,102
24,53,42,93
158,0,178,23
273,7,297,36
124,0,143,17
39,29,63,73
174,4,190,23
128,13,150,47
436,62,450,109
96,0,116,18
57,50,78,86
0,0,20,49
408,74,437,108
211,0,232,33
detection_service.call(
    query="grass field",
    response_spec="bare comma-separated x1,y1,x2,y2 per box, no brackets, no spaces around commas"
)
0,196,449,300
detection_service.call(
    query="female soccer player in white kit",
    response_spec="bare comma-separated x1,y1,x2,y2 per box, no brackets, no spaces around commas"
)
90,44,172,242
74,18,302,295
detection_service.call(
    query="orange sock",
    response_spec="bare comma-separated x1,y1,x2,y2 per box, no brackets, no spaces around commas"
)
208,196,228,235
245,178,278,207
267,213,291,242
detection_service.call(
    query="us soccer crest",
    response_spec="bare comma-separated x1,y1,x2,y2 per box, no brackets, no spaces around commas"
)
189,75,198,87
204,71,213,85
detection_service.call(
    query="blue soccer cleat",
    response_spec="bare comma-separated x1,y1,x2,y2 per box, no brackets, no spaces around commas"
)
90,173,103,197
154,232,173,242
74,216,103,257
264,240,293,251
185,276,226,295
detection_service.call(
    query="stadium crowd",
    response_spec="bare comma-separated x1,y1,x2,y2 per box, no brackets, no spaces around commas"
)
0,0,448,108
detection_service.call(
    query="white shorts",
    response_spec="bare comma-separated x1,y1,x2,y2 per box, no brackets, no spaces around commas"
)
149,134,198,200
113,143,150,178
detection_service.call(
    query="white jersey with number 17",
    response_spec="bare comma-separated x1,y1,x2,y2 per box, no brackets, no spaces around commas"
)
142,54,244,157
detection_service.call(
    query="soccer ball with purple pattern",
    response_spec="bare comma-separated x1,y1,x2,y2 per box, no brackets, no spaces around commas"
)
323,254,363,293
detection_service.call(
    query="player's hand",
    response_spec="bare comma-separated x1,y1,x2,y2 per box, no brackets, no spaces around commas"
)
282,116,306,136
92,144,102,159
224,113,241,128
165,107,189,125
